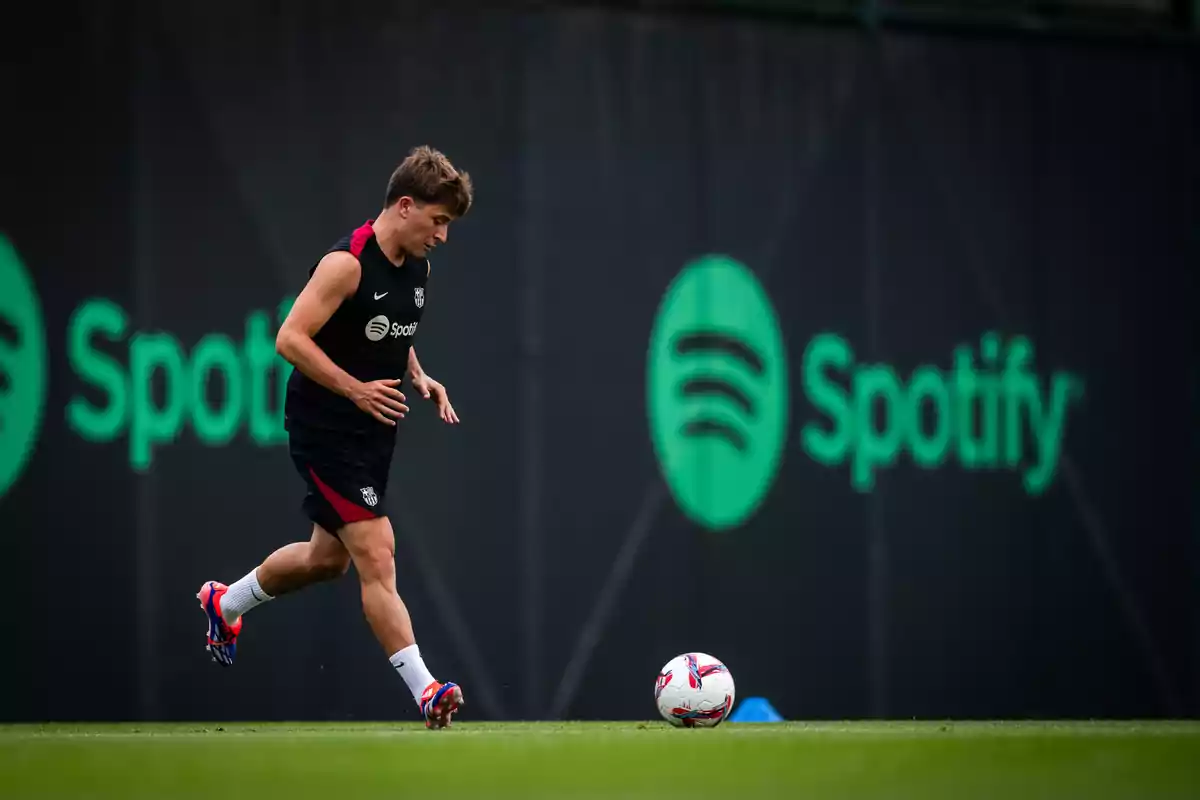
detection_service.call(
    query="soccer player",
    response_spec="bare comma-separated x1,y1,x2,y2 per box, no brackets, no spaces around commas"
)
196,146,472,729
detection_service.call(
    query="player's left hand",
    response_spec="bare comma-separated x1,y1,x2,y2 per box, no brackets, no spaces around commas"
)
411,373,460,424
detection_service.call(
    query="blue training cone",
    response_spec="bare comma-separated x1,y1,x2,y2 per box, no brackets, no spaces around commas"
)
728,697,784,723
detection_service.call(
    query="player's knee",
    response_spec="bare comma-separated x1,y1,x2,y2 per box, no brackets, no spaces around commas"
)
310,550,351,581
305,531,351,582
355,541,395,584
341,518,395,583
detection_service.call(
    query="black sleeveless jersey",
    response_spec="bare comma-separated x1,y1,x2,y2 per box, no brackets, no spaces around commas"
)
284,220,429,436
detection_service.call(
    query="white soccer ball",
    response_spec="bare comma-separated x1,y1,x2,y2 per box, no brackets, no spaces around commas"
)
654,652,736,727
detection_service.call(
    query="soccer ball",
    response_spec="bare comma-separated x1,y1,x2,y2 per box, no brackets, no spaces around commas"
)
654,652,736,727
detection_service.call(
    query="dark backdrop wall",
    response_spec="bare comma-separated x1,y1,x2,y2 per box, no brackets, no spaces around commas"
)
1,0,1196,723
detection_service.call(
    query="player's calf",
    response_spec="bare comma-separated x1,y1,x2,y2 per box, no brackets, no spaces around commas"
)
254,524,352,599
340,517,461,725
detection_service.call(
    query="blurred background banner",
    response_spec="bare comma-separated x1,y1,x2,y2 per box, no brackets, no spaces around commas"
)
1,0,1196,724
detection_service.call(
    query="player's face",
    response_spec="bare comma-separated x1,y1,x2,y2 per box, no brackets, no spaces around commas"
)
404,200,454,258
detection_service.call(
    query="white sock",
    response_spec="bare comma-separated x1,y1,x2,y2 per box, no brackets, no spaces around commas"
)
389,644,436,704
221,568,273,625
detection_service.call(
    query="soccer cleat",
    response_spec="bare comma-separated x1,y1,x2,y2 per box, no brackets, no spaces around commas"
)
196,581,242,667
419,681,463,729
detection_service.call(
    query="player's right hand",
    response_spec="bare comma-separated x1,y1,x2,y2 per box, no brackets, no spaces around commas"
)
350,379,409,425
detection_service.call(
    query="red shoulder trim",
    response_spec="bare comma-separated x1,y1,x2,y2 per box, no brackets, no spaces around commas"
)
349,220,375,258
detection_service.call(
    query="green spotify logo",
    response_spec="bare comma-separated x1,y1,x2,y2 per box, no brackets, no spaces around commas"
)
801,332,1083,495
647,255,789,532
0,235,47,501
66,297,296,470
649,255,1085,530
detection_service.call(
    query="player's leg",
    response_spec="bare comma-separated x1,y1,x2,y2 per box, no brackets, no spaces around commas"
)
196,524,351,666
338,515,463,728
337,516,414,652
229,523,352,618
197,434,357,667
260,522,352,596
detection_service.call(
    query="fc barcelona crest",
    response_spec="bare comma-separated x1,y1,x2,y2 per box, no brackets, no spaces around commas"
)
361,486,378,507
414,287,425,308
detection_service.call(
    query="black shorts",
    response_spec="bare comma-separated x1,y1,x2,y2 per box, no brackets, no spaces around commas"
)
287,421,394,536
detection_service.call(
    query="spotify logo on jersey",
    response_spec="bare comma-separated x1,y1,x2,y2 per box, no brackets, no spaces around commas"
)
365,316,417,341
366,316,390,342
0,235,47,501
647,255,789,532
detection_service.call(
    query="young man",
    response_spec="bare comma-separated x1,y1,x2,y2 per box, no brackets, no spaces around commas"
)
196,146,472,729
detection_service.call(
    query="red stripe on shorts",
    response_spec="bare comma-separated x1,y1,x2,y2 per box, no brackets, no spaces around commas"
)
308,467,377,523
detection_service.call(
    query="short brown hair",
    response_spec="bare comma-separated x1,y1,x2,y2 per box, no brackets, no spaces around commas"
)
384,145,473,218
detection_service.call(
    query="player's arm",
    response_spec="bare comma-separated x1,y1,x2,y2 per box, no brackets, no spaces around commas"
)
407,346,460,424
276,251,409,425
407,346,425,380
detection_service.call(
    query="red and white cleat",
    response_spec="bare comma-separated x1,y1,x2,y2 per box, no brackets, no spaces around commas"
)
196,581,242,667
419,681,463,729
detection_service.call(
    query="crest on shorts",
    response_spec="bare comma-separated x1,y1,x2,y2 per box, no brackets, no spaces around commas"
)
414,287,424,309
361,486,378,507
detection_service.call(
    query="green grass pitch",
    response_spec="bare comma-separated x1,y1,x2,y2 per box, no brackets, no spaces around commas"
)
2,721,1197,799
